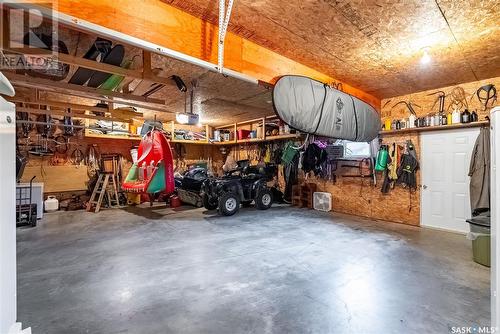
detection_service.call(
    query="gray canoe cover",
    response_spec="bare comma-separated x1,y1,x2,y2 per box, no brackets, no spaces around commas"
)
273,75,380,142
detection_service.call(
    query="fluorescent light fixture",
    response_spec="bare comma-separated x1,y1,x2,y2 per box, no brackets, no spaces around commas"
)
176,113,199,125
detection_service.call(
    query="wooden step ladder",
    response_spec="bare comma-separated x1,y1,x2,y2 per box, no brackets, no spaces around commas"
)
86,172,120,213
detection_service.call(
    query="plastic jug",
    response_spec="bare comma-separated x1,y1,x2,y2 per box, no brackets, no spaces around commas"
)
409,114,416,128
452,108,461,124
44,196,59,212
375,145,389,171
384,119,392,131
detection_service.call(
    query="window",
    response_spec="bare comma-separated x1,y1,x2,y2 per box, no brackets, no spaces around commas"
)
342,140,371,158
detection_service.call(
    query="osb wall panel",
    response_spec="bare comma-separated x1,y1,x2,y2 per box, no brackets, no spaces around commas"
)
223,136,421,226
381,76,500,121
311,132,421,226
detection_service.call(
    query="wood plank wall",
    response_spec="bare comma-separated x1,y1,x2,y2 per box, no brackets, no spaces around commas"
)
21,136,223,194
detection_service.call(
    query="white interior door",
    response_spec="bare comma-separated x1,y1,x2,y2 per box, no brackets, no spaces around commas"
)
421,128,479,233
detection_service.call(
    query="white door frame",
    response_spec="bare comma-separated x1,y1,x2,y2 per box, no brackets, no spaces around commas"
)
490,107,500,328
0,92,17,332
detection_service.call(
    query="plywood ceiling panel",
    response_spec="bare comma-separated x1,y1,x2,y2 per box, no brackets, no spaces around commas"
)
163,0,500,98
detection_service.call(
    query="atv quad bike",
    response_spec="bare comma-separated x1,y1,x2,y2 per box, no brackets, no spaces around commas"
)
174,167,211,207
200,164,276,216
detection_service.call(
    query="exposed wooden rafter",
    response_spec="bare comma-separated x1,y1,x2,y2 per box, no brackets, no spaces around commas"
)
8,97,145,120
15,106,133,123
3,49,175,88
3,72,175,113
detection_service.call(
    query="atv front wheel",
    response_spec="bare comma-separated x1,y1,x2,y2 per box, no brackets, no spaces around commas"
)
218,193,240,216
255,188,273,210
203,194,218,210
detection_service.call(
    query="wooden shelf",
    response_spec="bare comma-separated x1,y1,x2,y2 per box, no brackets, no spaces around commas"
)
171,139,208,145
237,138,264,143
380,121,489,135
265,134,301,141
209,133,302,145
84,133,141,141
170,121,210,144
212,140,237,145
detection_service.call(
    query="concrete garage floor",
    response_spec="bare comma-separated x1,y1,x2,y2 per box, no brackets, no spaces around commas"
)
17,206,489,334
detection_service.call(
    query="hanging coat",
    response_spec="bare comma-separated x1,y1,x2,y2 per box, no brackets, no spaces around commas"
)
302,143,327,176
469,127,490,214
387,144,400,181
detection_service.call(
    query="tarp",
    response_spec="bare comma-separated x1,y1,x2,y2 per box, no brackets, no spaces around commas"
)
272,75,380,142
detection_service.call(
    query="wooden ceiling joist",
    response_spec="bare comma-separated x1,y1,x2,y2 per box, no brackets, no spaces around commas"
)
9,98,144,120
9,97,108,113
15,106,132,123
4,48,175,87
3,72,174,113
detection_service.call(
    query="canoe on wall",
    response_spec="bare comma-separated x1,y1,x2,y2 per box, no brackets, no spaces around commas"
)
272,75,380,142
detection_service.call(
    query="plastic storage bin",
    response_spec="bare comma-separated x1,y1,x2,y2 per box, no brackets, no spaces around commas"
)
467,214,491,267
237,129,251,140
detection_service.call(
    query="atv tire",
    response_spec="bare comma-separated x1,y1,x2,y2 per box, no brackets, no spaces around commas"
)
218,192,240,216
255,188,273,210
203,194,218,210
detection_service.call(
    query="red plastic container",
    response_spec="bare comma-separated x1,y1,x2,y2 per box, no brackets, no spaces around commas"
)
237,129,251,140
170,195,182,208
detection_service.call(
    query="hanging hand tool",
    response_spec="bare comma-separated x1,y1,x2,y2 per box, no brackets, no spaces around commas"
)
476,84,497,110
428,90,446,114
447,86,469,112
390,101,419,116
